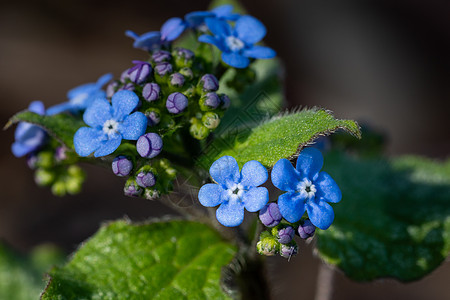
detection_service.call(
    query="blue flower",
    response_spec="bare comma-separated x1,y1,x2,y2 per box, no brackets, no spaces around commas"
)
11,101,47,157
47,73,112,115
185,4,239,28
198,15,276,68
198,156,269,227
73,90,147,157
271,148,342,230
125,18,186,51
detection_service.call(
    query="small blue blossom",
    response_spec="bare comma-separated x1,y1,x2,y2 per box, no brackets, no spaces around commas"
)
185,5,239,28
46,73,112,115
271,148,342,230
198,15,276,68
73,90,147,157
198,156,269,227
125,18,186,51
11,101,47,157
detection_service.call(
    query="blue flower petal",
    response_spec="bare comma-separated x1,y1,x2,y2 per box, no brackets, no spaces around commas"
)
243,46,276,59
198,35,225,51
235,15,266,44
28,101,45,115
210,156,240,187
94,134,122,157
198,183,224,207
46,102,74,116
315,171,342,203
11,141,33,157
111,90,139,121
83,98,112,128
14,122,33,141
296,147,324,180
120,112,147,140
271,158,301,192
306,199,335,230
67,83,96,101
74,127,104,157
212,4,233,18
240,160,268,188
221,52,250,68
161,17,186,41
96,73,113,87
129,31,161,50
216,199,244,227
125,30,139,39
278,192,307,223
205,17,231,37
185,11,214,27
17,126,46,146
243,187,269,212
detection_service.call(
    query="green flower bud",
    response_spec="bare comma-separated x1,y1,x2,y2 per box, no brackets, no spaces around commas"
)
124,178,143,197
257,232,280,256
179,67,194,81
189,119,210,140
202,112,220,129
35,168,55,186
144,188,160,200
36,151,54,168
65,176,83,195
172,48,194,68
51,180,66,197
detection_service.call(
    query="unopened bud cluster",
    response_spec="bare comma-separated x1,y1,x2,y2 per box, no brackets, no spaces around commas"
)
257,202,316,259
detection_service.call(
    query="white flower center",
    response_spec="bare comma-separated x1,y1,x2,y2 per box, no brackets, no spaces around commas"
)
70,92,88,106
226,36,245,52
227,183,244,200
102,119,119,136
297,179,317,199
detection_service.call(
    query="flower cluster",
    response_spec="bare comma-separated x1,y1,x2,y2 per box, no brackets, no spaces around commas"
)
198,147,341,259
126,4,275,68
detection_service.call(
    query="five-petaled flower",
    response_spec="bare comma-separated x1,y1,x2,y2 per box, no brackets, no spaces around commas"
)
271,147,341,230
198,156,269,227
125,18,186,51
198,15,276,68
11,101,48,157
73,90,147,157
184,4,239,28
46,73,112,115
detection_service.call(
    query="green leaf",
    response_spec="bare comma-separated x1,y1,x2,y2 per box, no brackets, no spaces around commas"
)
316,152,450,281
5,111,85,150
197,109,360,169
0,243,64,300
41,220,237,300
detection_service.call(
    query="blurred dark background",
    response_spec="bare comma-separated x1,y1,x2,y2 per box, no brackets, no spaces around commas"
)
0,0,449,299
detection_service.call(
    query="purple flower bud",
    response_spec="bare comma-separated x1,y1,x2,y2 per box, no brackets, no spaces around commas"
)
166,92,188,114
55,146,68,162
120,69,129,82
298,219,316,239
145,109,161,126
118,83,135,92
127,60,152,84
155,62,173,76
200,74,219,92
112,155,133,177
278,226,295,244
200,92,220,110
280,243,298,259
106,81,118,98
142,83,161,102
169,73,185,87
137,133,163,159
136,171,156,188
124,180,143,197
220,94,230,109
259,203,282,227
27,154,38,169
152,50,172,63
174,48,194,60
